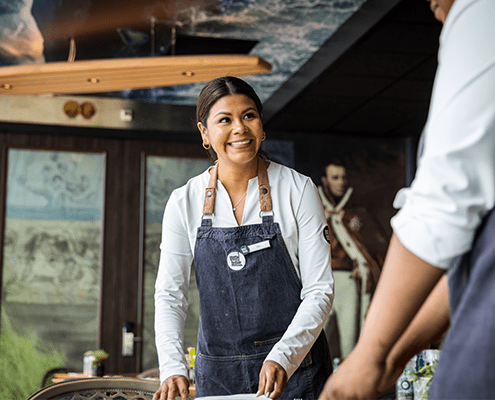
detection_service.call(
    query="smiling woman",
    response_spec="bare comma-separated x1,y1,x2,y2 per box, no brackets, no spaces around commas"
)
153,77,334,400
195,79,272,235
195,77,270,223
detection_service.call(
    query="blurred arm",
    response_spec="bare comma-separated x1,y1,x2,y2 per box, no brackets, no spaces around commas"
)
378,274,450,392
319,234,444,400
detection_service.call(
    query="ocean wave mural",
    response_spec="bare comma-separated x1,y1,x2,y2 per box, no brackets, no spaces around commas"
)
0,0,367,104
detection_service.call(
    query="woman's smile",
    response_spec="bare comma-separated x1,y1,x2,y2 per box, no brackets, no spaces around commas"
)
230,139,252,147
199,93,264,170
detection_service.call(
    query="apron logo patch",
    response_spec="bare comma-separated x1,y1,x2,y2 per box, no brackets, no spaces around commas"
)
227,251,246,271
323,226,331,243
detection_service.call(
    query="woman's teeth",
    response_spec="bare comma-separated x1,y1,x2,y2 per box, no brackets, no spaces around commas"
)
231,140,251,147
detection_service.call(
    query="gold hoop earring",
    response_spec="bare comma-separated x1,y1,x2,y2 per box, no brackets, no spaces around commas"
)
261,132,266,141
203,142,211,150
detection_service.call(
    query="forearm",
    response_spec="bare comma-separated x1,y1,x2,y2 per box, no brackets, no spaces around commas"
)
387,274,449,367
355,233,445,362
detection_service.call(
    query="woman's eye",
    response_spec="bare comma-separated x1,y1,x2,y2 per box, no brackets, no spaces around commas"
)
244,112,255,119
219,117,231,123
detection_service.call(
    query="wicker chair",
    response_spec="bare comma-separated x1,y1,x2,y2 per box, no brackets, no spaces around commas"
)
39,367,81,388
136,368,160,380
27,377,160,400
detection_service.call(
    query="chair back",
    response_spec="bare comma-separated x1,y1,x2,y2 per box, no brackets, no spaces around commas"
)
136,367,160,380
40,367,81,388
27,377,160,399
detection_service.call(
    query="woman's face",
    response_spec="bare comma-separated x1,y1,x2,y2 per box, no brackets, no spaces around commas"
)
428,0,455,24
198,94,264,169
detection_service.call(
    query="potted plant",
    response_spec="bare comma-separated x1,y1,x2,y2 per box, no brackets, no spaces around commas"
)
86,349,109,377
409,361,437,400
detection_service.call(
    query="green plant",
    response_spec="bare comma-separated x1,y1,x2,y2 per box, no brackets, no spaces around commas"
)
88,349,109,366
409,361,437,382
0,313,67,400
409,361,437,399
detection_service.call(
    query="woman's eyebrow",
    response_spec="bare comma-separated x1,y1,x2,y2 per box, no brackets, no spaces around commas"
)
213,111,231,118
213,107,256,118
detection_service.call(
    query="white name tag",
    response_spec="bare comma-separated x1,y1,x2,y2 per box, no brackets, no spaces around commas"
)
240,240,271,255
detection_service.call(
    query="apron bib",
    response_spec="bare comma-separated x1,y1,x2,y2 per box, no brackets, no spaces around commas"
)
430,207,495,399
193,158,331,400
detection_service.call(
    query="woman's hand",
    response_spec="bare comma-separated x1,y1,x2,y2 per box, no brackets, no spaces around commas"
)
257,360,287,399
153,375,190,400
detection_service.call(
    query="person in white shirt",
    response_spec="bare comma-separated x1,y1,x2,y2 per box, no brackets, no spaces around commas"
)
318,0,495,399
154,76,334,400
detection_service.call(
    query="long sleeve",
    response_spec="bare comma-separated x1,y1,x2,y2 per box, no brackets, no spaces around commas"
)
154,190,194,383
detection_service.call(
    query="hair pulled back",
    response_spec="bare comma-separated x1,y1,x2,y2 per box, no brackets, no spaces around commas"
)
196,76,268,161
196,76,263,127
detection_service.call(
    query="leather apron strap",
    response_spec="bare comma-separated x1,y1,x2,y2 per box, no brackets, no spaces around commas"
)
202,157,271,216
203,162,218,216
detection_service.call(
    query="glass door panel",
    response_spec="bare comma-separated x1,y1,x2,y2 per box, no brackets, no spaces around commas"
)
142,156,211,370
1,149,105,369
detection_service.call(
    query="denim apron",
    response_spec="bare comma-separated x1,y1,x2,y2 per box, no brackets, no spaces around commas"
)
429,207,495,399
193,158,331,400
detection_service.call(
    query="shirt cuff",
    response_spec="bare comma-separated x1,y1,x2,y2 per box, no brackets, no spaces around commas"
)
264,352,297,380
391,210,466,270
159,365,189,384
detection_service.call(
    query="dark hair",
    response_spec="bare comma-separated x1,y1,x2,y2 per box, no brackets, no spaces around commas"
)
326,158,346,168
322,158,347,177
197,76,263,126
197,76,268,160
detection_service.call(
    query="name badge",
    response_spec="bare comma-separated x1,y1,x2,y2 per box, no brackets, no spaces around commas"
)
240,240,271,255
227,252,246,271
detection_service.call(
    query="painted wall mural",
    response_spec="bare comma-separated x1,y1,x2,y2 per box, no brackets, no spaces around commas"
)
0,0,367,105
2,149,105,368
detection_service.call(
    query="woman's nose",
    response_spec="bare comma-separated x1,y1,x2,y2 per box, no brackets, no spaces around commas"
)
232,119,246,134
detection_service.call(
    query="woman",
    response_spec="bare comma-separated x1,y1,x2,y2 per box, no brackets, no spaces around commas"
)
319,0,495,399
154,76,334,400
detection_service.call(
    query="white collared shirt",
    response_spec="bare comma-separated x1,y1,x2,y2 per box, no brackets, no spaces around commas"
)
391,0,495,269
155,161,334,382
